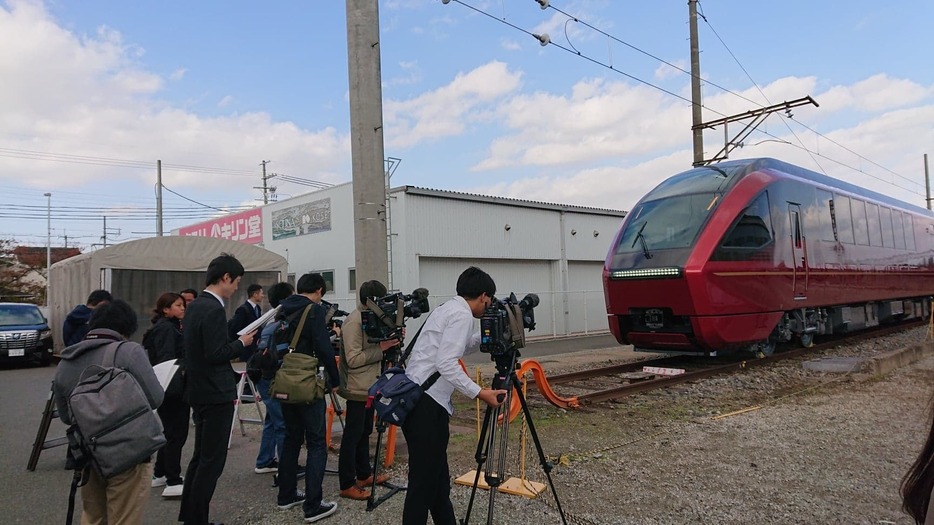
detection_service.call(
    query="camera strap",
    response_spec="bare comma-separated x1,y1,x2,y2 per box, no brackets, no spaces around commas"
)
398,313,430,367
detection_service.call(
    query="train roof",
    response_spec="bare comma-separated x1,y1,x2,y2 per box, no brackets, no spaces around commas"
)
705,157,934,217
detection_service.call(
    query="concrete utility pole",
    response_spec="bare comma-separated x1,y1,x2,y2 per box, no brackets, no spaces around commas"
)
156,159,164,236
346,0,390,287
689,0,704,166
44,192,51,306
255,160,276,204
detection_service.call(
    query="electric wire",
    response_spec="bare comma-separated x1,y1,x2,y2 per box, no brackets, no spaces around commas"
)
446,0,922,198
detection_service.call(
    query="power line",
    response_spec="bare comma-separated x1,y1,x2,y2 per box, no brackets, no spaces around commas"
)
445,0,920,196
0,147,259,176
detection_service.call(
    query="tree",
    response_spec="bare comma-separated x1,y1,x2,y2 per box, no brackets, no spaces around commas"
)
0,238,47,303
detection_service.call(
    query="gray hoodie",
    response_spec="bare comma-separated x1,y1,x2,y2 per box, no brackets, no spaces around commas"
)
53,328,164,425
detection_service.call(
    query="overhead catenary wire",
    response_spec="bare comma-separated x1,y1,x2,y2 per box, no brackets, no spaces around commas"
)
446,0,922,197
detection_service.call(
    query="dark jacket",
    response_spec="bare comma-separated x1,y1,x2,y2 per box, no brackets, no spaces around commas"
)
53,329,164,425
278,294,339,390
144,317,184,365
62,304,93,346
183,292,244,405
228,301,260,362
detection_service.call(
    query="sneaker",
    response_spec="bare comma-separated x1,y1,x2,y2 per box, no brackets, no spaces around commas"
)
304,502,337,523
162,483,184,498
254,460,279,474
339,485,370,501
277,490,306,510
356,473,389,487
151,476,167,488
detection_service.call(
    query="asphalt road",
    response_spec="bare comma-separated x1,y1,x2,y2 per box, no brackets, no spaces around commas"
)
0,332,622,524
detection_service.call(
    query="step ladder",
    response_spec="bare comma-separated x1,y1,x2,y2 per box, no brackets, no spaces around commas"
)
229,371,264,448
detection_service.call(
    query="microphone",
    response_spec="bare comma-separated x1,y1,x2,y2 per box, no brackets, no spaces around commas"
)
410,288,430,301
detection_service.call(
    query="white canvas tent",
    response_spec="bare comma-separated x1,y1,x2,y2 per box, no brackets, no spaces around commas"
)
49,237,288,350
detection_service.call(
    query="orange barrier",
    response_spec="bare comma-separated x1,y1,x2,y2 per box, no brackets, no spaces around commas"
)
507,359,580,421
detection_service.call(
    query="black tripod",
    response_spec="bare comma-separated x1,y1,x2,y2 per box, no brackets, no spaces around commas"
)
366,345,406,511
461,351,567,525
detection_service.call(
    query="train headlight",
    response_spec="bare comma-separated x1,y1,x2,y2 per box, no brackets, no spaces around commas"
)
609,267,682,280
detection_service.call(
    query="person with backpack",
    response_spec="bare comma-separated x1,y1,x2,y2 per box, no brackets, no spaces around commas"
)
143,292,190,498
178,253,257,525
252,281,294,475
400,267,507,525
274,272,341,523
336,279,396,501
53,299,164,525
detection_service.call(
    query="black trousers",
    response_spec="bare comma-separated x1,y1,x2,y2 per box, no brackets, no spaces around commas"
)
401,394,455,525
178,402,234,525
155,396,190,485
337,400,375,490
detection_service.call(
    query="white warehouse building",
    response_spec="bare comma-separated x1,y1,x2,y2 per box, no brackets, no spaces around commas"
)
174,183,626,339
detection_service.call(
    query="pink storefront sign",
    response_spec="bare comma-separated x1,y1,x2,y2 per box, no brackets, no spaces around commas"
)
178,208,263,244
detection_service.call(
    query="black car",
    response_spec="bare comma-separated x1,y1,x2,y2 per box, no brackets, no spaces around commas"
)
0,303,53,366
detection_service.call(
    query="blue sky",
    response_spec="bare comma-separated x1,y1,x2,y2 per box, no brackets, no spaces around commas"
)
1,0,933,250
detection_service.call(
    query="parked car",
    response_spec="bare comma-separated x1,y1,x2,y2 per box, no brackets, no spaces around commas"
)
0,303,53,366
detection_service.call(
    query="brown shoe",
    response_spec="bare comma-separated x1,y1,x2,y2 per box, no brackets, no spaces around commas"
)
339,485,370,500
356,473,390,487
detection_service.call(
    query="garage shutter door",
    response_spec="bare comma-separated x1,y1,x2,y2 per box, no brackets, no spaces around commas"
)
567,261,608,334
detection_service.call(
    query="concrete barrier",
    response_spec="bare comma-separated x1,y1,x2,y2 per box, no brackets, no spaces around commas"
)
865,340,934,376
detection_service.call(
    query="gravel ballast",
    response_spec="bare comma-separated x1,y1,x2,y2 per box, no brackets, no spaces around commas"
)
250,327,933,524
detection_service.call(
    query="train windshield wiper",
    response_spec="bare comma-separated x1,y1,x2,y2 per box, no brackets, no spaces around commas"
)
631,221,653,259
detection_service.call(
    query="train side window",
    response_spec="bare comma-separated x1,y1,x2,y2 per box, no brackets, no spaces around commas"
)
834,195,855,244
893,211,907,250
817,189,836,242
714,193,773,260
866,202,883,246
851,199,870,246
880,207,896,248
905,215,916,250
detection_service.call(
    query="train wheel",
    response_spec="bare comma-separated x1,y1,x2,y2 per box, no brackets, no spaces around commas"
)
750,339,776,358
799,333,815,348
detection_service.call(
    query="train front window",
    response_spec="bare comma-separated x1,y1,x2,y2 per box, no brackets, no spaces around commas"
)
614,192,720,254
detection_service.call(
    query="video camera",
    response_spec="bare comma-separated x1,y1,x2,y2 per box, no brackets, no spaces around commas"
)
361,288,430,342
479,293,539,356
322,300,349,330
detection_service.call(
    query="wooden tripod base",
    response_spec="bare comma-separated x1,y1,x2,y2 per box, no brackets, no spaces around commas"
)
453,470,545,498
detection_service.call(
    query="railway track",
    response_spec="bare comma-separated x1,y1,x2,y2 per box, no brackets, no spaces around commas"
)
520,320,926,408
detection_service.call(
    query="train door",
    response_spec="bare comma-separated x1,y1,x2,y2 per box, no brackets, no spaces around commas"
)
788,204,808,298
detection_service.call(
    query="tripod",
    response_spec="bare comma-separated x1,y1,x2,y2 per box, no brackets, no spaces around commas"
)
366,345,406,511
461,351,567,525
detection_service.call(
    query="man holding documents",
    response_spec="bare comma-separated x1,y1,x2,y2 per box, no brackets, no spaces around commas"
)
228,283,265,362
178,253,257,525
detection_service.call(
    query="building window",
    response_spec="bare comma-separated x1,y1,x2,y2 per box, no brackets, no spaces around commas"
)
348,268,356,291
315,270,335,295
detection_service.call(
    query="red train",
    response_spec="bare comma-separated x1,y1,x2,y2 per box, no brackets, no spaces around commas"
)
603,157,934,356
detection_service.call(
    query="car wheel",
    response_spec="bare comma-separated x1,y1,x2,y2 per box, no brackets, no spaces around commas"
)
38,351,52,367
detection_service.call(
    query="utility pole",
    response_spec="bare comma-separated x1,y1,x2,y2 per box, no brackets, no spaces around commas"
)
925,153,931,210
156,159,164,236
346,0,390,287
254,160,277,204
103,216,107,248
689,0,704,166
44,192,51,306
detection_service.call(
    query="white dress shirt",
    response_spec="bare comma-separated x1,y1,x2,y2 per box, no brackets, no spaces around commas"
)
404,296,483,415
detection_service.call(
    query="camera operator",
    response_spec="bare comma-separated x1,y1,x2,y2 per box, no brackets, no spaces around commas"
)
401,267,507,525
336,280,399,501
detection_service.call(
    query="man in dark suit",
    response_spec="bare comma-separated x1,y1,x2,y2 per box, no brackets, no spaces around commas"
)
178,253,256,525
228,283,264,362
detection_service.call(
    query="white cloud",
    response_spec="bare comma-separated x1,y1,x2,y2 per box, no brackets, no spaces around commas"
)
217,95,234,108
383,61,522,148
0,0,350,192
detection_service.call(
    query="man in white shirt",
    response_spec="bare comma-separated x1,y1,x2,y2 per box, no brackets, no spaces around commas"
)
401,266,507,525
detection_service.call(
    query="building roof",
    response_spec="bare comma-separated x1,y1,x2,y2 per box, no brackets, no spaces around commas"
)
392,185,628,217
